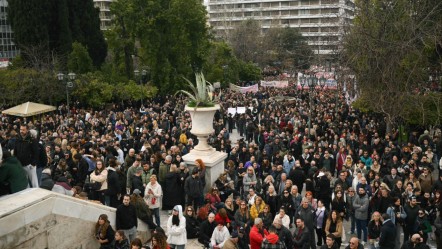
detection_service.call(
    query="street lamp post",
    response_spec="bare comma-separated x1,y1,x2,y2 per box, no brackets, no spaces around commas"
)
57,72,76,114
307,74,317,138
134,69,148,106
334,73,339,112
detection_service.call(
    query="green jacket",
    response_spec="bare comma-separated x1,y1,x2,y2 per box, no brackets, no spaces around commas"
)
0,156,28,193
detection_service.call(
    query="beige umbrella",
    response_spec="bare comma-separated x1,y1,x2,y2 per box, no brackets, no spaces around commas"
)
2,102,56,117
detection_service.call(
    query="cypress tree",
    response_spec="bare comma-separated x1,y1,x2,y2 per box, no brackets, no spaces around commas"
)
7,0,51,50
68,0,107,68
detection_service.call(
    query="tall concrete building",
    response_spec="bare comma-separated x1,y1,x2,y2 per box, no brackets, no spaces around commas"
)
206,0,355,55
94,0,113,30
0,0,19,67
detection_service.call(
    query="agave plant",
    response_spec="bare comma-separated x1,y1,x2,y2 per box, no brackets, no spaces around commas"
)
177,72,219,107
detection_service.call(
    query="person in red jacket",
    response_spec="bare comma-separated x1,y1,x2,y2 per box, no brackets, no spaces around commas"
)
215,208,231,230
249,217,269,249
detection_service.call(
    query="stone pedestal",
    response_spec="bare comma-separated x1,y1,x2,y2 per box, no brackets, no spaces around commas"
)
183,148,227,192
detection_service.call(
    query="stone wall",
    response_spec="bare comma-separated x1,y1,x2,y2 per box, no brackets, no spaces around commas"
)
0,189,150,249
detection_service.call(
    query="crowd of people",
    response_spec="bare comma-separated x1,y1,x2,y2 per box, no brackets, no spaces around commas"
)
1,82,442,249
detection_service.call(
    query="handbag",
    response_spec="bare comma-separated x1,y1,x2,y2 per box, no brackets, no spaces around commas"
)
86,181,102,191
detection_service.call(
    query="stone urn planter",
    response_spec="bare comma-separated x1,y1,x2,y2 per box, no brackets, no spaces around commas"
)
185,104,220,152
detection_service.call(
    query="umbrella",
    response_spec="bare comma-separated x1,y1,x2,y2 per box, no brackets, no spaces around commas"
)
2,102,56,117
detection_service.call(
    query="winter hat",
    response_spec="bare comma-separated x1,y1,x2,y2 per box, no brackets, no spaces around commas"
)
133,189,142,195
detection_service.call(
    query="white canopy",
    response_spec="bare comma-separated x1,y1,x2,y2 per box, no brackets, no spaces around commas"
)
2,102,56,117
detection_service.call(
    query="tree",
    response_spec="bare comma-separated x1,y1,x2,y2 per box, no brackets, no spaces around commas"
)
228,19,262,64
203,41,262,85
0,68,64,106
68,42,93,74
108,0,210,94
262,27,313,71
72,72,114,108
8,0,106,69
343,0,442,127
68,0,107,68
8,0,51,52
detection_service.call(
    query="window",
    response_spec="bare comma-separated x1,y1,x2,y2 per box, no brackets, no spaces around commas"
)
299,9,310,15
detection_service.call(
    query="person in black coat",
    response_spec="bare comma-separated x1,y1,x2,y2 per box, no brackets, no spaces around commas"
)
13,125,39,188
184,206,200,239
130,168,144,195
95,214,115,249
73,153,89,186
379,213,396,249
316,172,331,208
293,217,311,249
289,164,306,193
105,158,120,208
320,234,339,249
163,164,182,210
274,217,294,249
198,213,217,247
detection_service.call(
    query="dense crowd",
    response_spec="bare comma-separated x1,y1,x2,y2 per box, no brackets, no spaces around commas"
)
1,83,442,249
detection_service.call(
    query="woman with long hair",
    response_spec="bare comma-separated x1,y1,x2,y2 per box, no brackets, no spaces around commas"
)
224,197,236,222
234,200,250,229
152,232,170,249
195,159,206,187
325,210,343,247
404,172,421,193
113,230,129,249
331,190,346,220
90,159,108,204
434,190,442,208
95,214,115,249
249,195,265,219
258,204,273,230
264,184,279,217
130,191,157,230
368,211,382,249
184,205,200,239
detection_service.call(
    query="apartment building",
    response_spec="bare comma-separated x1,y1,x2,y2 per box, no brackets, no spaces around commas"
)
94,0,113,30
206,0,355,54
0,0,19,66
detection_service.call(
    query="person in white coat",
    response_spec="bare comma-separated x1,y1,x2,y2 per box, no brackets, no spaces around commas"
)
167,205,187,249
210,222,230,249
145,175,163,227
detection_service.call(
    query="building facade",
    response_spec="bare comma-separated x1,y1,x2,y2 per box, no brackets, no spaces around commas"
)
0,0,19,66
206,0,355,54
93,0,113,30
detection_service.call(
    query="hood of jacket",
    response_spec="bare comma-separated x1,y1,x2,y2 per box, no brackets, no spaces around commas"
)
173,205,184,219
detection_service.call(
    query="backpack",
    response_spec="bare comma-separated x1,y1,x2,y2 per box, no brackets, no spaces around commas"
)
179,133,187,144
83,156,96,172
